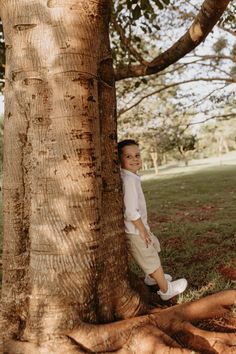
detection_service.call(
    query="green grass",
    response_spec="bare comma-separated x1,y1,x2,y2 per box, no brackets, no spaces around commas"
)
141,165,236,302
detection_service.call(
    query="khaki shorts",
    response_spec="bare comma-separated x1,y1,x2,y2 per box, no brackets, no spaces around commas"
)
126,232,161,275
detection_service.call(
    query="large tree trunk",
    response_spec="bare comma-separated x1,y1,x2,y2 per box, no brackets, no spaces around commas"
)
1,1,235,353
0,0,144,351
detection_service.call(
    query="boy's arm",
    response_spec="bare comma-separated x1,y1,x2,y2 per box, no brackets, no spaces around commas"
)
131,218,152,247
122,177,151,247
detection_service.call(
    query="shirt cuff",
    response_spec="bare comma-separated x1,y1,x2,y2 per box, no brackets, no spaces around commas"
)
125,211,141,221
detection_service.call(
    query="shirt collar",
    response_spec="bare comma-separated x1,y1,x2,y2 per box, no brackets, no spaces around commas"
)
121,168,140,180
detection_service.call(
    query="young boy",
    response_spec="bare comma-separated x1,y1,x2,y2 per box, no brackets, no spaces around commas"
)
118,139,187,301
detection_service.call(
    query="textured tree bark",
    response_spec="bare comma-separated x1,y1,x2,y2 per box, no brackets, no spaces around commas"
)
0,1,235,353
0,0,145,351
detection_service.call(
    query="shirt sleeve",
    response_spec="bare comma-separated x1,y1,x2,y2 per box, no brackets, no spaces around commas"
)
122,177,141,221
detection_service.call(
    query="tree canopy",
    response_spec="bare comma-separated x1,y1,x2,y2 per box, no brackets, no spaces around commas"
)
0,1,234,88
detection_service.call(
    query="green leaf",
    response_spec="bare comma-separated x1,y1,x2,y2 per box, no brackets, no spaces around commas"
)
140,0,148,10
153,23,161,30
134,35,141,42
116,4,123,12
153,0,164,10
132,5,142,20
127,0,132,10
140,25,147,33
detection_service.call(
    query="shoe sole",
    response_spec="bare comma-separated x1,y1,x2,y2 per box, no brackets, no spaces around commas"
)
144,273,172,286
158,279,188,301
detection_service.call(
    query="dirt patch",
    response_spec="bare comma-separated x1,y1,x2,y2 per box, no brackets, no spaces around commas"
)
174,204,218,223
162,236,183,248
193,231,220,246
186,250,219,265
149,204,218,226
218,264,236,281
148,212,173,229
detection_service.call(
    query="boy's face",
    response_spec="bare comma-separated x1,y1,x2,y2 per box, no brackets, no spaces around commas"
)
120,144,142,174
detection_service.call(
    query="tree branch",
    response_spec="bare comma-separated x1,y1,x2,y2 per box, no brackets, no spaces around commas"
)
176,84,227,111
111,15,149,66
186,113,236,127
115,0,231,81
187,53,236,63
118,77,234,117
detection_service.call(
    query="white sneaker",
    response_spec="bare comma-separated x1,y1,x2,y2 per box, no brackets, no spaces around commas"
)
144,273,172,286
157,278,188,301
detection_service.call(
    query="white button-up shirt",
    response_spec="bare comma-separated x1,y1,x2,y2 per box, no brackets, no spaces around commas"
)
120,168,150,235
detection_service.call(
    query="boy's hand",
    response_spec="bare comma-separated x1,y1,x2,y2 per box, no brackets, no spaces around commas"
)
131,218,152,247
141,231,152,248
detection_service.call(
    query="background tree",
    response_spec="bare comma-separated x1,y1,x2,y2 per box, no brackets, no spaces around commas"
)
115,0,236,155
118,94,197,170
1,1,235,354
197,115,236,158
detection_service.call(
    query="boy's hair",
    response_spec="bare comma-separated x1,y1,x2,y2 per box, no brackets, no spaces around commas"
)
117,139,139,159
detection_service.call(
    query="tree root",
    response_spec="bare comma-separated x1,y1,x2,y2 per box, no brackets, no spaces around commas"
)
68,290,236,353
4,337,92,354
5,290,236,353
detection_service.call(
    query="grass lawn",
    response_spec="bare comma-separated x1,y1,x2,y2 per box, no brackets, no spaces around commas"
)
140,164,236,302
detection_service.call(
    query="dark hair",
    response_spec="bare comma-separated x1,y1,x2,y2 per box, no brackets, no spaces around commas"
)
117,139,139,159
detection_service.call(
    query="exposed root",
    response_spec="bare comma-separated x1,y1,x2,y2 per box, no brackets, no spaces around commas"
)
149,289,236,321
4,337,90,354
173,321,236,353
114,325,194,354
5,290,236,353
198,315,236,332
212,342,236,354
67,290,236,353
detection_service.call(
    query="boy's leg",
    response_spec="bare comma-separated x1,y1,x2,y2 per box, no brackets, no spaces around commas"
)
126,233,167,292
149,266,168,293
